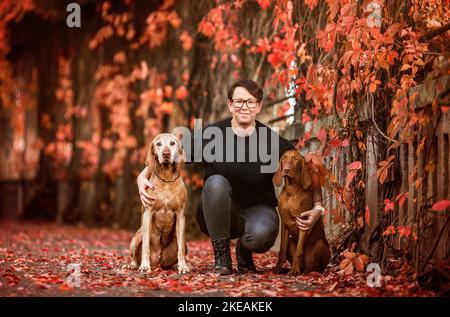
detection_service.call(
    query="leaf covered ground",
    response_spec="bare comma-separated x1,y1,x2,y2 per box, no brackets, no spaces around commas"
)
0,220,436,297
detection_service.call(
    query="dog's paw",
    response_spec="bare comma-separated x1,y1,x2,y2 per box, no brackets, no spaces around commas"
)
177,263,191,274
138,262,151,273
287,268,300,276
271,266,281,274
123,261,139,270
271,265,282,274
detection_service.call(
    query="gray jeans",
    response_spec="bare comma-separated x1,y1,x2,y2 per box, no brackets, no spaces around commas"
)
196,174,279,253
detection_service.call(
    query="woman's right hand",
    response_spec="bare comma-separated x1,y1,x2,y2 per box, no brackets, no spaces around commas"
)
137,167,155,207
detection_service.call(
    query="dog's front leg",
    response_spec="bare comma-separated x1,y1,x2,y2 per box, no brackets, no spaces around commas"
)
272,223,289,273
125,228,141,270
288,229,309,276
175,205,190,274
139,208,152,273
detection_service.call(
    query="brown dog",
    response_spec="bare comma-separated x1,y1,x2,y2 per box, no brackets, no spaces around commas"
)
272,150,330,275
126,133,190,274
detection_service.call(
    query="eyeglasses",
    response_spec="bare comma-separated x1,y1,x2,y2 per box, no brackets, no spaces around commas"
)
231,99,261,109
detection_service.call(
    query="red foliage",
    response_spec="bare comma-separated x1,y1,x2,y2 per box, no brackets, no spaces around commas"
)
175,85,189,100
397,225,412,238
0,221,435,297
383,225,396,236
0,0,448,282
384,199,395,213
339,249,370,274
179,31,193,51
432,200,450,211
257,0,272,10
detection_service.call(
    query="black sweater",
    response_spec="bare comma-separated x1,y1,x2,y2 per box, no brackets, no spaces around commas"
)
186,117,294,207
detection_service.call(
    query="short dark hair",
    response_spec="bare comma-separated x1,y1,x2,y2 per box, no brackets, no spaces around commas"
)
227,79,263,101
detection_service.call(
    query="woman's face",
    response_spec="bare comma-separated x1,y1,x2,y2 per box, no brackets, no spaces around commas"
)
227,86,262,127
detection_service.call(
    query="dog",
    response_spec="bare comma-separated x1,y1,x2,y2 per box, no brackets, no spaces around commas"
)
272,150,330,275
126,133,190,274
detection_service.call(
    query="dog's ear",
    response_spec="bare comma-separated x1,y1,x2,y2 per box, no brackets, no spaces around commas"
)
273,156,284,187
145,141,155,169
299,155,312,190
176,147,186,169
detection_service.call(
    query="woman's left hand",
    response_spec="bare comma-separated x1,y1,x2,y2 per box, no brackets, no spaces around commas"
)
295,209,322,231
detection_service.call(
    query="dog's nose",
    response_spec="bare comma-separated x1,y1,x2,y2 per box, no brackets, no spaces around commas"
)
162,150,171,159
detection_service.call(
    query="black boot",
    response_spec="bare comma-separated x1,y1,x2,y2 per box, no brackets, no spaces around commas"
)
211,238,233,275
236,239,258,274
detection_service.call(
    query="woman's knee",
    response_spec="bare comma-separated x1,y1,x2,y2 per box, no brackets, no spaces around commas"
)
203,174,231,197
201,175,233,222
241,207,279,253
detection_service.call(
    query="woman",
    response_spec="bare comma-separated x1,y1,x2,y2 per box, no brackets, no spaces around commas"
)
137,79,324,275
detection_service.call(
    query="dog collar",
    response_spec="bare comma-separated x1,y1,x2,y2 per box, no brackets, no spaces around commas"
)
153,165,181,182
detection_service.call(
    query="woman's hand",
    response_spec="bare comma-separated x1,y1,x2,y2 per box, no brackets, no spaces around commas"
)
295,208,322,231
137,167,155,207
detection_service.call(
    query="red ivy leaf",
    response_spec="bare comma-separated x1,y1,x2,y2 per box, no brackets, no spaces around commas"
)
396,192,408,207
384,198,395,212
355,254,370,272
330,138,341,148
345,170,357,188
431,200,450,211
302,111,311,124
175,86,189,100
256,37,271,54
397,225,412,238
267,51,282,68
305,0,319,10
339,258,354,275
365,206,370,227
383,225,396,236
316,128,327,146
257,0,271,10
341,139,350,147
343,250,356,259
348,161,362,170
198,20,214,37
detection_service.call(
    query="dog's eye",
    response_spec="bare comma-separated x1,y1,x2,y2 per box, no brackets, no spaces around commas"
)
170,141,175,146
156,142,162,146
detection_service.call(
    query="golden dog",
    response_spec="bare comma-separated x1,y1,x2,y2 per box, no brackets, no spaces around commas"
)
126,133,190,274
